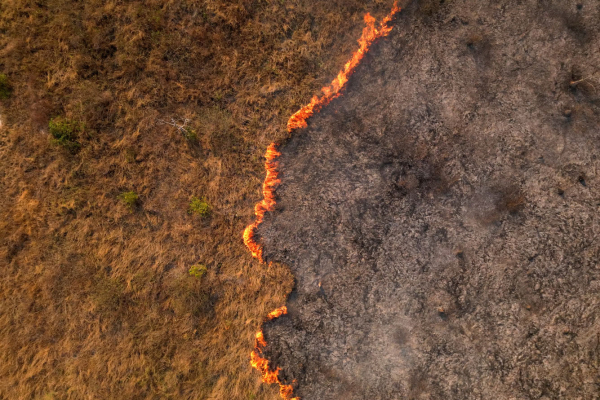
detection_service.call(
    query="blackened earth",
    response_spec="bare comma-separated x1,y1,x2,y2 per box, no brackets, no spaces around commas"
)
257,1,600,398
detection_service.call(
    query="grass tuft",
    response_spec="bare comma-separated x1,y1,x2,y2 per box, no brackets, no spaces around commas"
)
49,117,83,150
189,196,211,217
189,264,207,279
118,191,139,210
0,74,11,99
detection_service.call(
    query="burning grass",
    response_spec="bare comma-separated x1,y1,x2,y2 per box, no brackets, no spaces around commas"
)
250,307,298,400
244,2,402,262
243,3,402,398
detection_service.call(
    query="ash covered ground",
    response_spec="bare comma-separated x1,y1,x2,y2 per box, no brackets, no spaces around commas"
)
256,1,600,399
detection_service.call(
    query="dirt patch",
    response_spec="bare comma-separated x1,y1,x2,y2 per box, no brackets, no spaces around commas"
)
257,1,600,398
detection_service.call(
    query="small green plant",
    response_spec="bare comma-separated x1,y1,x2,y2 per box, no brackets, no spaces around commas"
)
183,126,198,141
0,74,11,99
125,148,137,163
213,90,224,102
150,30,162,44
189,196,210,217
49,117,83,150
188,264,207,279
119,191,139,209
42,392,57,400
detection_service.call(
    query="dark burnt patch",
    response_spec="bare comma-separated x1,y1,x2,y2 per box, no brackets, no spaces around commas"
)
257,1,600,398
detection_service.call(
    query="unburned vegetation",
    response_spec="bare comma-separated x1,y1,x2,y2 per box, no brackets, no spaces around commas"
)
0,0,399,398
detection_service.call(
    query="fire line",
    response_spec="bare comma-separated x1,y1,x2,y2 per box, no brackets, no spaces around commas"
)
245,3,401,399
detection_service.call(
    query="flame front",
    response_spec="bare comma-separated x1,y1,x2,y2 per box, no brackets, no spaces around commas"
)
244,2,400,262
250,307,298,399
287,1,401,133
243,143,281,261
245,3,401,399
267,305,287,320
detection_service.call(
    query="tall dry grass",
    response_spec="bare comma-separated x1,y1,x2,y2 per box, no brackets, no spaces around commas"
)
0,0,397,398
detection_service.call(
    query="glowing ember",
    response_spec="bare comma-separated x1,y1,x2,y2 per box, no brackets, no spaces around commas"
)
245,3,401,399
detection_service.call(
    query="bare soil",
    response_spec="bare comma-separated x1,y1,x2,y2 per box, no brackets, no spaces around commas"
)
259,1,600,398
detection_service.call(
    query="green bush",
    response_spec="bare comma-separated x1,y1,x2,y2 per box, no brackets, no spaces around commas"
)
0,74,11,99
118,191,139,209
49,117,83,150
183,126,198,141
189,196,210,217
188,264,207,279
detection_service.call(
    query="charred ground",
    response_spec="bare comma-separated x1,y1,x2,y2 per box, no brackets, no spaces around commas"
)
258,1,600,399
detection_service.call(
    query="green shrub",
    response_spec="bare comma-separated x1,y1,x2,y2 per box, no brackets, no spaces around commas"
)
49,117,83,150
124,148,137,163
0,74,11,99
118,191,139,209
189,196,210,217
183,126,198,141
188,264,207,279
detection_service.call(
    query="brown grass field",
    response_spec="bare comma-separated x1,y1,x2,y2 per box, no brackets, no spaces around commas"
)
0,0,401,398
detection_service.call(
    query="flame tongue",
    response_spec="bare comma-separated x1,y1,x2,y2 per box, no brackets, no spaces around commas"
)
287,2,400,133
245,2,400,262
245,3,401,399
243,143,282,261
250,307,298,399
266,305,287,320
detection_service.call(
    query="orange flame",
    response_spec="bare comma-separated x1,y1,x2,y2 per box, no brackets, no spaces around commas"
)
267,305,287,320
250,306,298,399
243,143,281,261
287,1,401,132
244,2,400,261
245,3,401,399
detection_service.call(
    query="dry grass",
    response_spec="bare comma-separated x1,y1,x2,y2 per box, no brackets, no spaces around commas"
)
0,0,397,399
